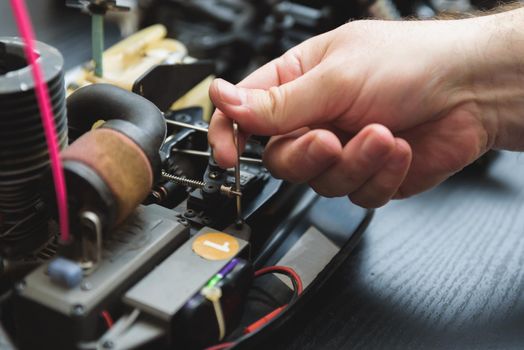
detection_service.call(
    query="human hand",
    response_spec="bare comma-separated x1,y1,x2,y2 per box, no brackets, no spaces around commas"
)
208,10,524,208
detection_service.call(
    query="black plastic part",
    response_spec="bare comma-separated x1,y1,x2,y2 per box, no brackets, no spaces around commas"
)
145,181,187,208
132,61,215,112
234,198,373,349
233,274,295,334
173,259,253,350
66,83,167,178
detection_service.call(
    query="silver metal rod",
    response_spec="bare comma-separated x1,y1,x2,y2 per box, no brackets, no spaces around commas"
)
233,122,242,222
165,119,209,133
171,148,263,164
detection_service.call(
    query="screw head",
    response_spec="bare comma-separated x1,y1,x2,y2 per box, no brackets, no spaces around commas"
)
175,113,191,123
81,281,92,291
71,304,85,316
14,280,26,294
102,340,114,349
209,171,219,179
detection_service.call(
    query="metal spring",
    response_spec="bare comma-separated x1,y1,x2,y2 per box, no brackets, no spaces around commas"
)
162,171,205,189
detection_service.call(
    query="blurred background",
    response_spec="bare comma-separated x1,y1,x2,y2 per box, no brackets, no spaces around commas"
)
1,0,511,78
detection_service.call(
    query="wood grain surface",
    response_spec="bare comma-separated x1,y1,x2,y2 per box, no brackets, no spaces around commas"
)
265,151,524,349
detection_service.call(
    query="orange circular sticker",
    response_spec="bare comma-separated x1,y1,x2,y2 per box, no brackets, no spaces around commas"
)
192,233,240,260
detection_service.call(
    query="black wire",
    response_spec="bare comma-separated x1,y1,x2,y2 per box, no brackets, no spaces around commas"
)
206,270,301,349
253,270,300,303
249,285,283,308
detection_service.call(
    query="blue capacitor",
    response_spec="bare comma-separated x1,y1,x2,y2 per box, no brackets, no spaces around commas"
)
47,257,83,288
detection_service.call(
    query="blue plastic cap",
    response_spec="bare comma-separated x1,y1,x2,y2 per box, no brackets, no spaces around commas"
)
47,257,83,289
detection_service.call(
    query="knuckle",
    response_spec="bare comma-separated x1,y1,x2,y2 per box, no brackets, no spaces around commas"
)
263,155,287,182
286,169,307,183
308,180,342,198
280,50,304,79
349,193,389,209
266,86,285,134
394,186,412,200
264,154,303,183
373,180,398,195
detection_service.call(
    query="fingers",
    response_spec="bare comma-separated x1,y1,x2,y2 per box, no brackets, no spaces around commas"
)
212,120,412,208
263,129,342,183
308,124,396,197
208,111,249,168
349,138,412,208
208,32,334,168
307,124,411,208
209,64,336,136
208,63,334,168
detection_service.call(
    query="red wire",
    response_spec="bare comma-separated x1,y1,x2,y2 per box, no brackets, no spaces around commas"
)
9,0,70,243
204,342,236,350
243,306,285,334
243,266,303,334
206,265,303,350
254,266,303,294
100,310,114,329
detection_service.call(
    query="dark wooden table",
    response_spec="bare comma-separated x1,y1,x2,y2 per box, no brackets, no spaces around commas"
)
2,2,523,349
269,150,524,349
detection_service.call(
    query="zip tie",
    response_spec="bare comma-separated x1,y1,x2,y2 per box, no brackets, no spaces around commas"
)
201,286,226,341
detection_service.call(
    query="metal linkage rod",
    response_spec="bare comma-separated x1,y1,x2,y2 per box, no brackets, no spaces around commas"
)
165,119,209,133
233,122,242,224
171,148,263,164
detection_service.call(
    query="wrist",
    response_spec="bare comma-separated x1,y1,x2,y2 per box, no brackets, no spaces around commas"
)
461,8,524,151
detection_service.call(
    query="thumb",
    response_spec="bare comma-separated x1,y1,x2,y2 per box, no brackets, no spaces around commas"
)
209,67,334,136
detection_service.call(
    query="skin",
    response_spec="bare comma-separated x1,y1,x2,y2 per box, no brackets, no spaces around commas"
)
208,8,524,208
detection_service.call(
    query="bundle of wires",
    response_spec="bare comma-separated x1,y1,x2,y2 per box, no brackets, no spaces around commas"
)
9,0,70,242
253,266,303,304
205,265,303,350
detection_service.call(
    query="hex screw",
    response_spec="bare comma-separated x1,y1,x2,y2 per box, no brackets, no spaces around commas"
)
71,304,85,317
14,280,26,294
81,281,92,291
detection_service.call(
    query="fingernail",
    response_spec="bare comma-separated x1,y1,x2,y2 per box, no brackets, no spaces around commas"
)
362,134,390,160
215,79,242,106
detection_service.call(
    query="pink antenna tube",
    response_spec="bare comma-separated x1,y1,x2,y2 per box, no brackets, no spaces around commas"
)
9,0,70,242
